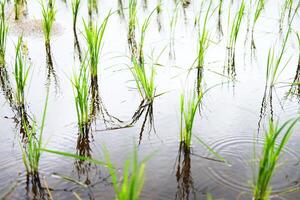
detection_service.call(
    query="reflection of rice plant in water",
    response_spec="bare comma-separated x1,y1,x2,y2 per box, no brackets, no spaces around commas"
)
217,0,224,36
72,57,90,132
279,0,293,32
14,0,25,20
41,0,56,46
253,117,300,200
0,1,7,65
104,145,147,200
196,0,211,90
128,0,138,56
88,0,98,16
71,0,81,31
288,32,300,98
226,0,245,72
20,89,49,176
83,12,110,79
169,2,180,59
14,37,30,105
251,0,265,49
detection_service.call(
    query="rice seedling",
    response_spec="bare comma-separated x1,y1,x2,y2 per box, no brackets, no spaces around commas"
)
41,144,148,200
20,88,49,175
0,1,8,65
130,57,155,103
71,0,81,32
180,90,203,148
14,37,30,105
41,0,56,46
83,11,110,79
104,145,147,200
226,0,245,67
265,28,290,89
253,117,300,200
72,57,90,131
251,0,265,49
138,8,155,66
196,1,211,70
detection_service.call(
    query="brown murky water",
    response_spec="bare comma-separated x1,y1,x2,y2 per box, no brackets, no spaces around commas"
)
1,0,300,199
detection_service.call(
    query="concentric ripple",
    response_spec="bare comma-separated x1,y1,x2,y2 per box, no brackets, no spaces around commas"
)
203,135,300,193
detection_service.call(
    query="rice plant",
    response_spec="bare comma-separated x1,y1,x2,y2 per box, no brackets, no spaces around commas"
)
251,0,265,48
0,1,8,65
41,144,148,200
83,12,110,79
197,1,211,69
71,0,81,31
104,145,147,200
128,0,137,43
180,90,203,148
72,57,90,131
227,0,245,67
14,37,30,105
21,90,49,175
138,9,155,66
253,117,300,200
41,0,56,46
130,57,155,103
265,28,290,89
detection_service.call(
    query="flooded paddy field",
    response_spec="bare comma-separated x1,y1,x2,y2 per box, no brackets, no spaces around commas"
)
1,0,300,199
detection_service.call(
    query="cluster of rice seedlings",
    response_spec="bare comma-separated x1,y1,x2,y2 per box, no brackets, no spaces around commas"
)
41,0,56,46
71,0,81,32
20,91,49,176
14,37,30,105
226,0,245,68
253,117,300,200
179,90,203,148
104,145,146,200
83,12,110,79
72,58,90,131
0,1,8,65
251,0,265,49
130,57,155,103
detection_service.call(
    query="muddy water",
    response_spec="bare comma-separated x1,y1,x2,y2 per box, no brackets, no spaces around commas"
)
1,0,300,199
